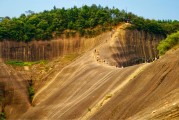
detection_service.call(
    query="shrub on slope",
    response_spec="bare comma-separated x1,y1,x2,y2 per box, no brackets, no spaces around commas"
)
157,31,179,55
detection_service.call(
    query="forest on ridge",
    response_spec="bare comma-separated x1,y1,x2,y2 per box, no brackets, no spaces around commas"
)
0,4,179,41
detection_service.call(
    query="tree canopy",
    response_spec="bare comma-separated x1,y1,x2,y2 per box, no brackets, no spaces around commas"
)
0,5,179,41
129,17,179,36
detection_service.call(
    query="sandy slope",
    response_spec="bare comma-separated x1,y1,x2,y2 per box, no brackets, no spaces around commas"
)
91,48,179,120
19,24,179,120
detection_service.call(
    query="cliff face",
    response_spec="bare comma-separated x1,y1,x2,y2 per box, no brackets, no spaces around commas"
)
121,29,163,66
0,27,163,65
97,26,164,67
0,32,111,61
0,63,30,119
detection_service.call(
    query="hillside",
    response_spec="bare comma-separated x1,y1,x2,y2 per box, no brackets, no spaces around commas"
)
3,24,175,120
91,45,179,120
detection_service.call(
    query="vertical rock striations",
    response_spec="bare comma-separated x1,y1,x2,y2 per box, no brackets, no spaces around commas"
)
0,28,164,67
0,33,111,61
99,28,164,67
0,63,30,119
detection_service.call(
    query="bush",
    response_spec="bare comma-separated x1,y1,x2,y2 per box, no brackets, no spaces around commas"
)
157,31,179,55
0,112,6,120
28,86,35,103
5,60,47,66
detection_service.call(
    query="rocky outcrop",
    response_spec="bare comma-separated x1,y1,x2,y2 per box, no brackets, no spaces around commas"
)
96,25,164,67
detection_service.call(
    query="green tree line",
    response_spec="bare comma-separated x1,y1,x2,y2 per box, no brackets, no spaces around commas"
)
129,17,179,36
0,4,179,41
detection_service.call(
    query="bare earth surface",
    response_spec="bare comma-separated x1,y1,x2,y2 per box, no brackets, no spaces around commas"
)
0,63,30,119
18,24,179,120
0,24,178,120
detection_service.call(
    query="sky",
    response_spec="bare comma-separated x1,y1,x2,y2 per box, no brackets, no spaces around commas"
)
0,0,179,20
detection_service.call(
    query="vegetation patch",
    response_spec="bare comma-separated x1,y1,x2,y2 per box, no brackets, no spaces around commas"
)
157,31,179,55
0,112,6,120
5,60,47,66
128,18,179,36
28,85,35,103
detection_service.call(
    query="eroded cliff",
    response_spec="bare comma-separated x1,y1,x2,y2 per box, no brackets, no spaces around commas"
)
95,24,164,67
0,63,30,119
0,32,110,61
